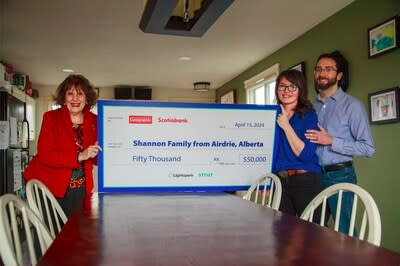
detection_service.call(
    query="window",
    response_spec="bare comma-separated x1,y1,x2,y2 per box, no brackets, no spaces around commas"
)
91,104,98,115
48,103,61,110
245,64,279,105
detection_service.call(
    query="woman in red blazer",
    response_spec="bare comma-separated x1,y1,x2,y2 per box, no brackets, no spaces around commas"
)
24,74,101,216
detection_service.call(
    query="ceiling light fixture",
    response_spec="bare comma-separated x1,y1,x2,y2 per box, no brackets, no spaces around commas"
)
62,69,74,73
139,0,235,37
178,56,191,61
193,82,211,92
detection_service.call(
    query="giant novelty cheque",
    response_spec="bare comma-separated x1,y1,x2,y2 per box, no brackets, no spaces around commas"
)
97,100,279,192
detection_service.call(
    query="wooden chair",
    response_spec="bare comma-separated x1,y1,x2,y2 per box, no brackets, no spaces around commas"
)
0,194,53,265
26,179,67,238
243,173,282,210
300,183,381,246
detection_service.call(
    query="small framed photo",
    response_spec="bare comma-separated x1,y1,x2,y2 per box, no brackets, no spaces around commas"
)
220,90,236,104
368,16,399,58
368,87,400,124
289,61,305,78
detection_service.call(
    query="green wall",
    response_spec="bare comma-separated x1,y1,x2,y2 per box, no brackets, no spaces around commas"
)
217,0,400,253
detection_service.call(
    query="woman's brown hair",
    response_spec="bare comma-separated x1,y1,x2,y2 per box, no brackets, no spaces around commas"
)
54,74,98,107
275,69,314,118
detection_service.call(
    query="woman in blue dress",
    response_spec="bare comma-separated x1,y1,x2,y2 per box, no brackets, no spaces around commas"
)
273,69,323,219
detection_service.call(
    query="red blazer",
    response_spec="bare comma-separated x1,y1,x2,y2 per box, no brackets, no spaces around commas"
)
24,105,97,198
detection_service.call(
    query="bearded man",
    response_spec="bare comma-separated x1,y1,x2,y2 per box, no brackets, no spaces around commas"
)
304,51,375,234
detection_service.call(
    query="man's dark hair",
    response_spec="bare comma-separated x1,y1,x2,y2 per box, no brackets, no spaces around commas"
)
316,50,349,91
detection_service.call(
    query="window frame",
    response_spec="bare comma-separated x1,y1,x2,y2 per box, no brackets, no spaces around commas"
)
245,64,279,105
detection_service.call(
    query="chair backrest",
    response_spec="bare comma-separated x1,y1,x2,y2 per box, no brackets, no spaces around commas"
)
0,194,53,266
300,183,381,246
26,179,67,238
243,173,282,210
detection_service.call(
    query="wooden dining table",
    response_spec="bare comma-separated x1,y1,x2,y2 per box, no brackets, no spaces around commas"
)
38,192,400,265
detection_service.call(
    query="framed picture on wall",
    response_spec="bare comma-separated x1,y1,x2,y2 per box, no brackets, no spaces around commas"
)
368,87,400,124
220,90,236,104
368,16,399,58
289,61,306,78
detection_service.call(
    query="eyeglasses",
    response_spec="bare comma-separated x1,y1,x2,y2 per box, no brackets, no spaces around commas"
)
314,66,337,74
278,83,298,92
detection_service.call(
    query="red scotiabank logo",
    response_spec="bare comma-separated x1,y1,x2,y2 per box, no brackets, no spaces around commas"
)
129,115,152,124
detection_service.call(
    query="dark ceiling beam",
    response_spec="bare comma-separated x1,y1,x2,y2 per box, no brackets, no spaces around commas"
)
139,0,235,37
139,0,179,34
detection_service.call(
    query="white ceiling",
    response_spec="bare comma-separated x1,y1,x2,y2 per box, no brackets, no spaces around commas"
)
0,0,354,90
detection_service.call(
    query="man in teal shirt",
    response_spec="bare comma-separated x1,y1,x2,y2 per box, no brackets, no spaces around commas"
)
305,51,375,234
